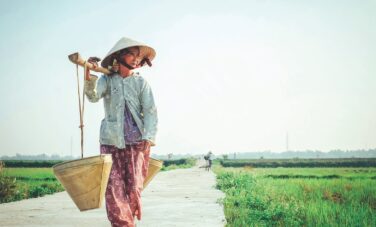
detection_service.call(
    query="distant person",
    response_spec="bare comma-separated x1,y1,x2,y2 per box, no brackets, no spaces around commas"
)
85,37,158,227
204,151,213,171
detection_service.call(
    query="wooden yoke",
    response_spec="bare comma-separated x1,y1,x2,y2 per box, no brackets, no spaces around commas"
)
68,52,111,75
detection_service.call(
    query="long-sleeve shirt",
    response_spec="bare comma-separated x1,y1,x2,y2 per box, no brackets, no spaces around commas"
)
84,72,158,148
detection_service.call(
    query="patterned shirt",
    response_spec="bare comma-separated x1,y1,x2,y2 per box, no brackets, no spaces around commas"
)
123,102,142,144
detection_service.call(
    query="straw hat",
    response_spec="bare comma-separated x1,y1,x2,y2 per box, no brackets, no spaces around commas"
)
101,37,156,68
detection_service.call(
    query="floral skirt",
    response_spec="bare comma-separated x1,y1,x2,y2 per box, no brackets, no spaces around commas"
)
100,142,150,227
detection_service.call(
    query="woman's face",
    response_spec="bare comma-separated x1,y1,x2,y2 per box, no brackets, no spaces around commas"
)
122,47,141,68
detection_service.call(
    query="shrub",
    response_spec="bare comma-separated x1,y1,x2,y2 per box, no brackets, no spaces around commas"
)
161,158,197,171
162,158,196,167
2,160,64,168
0,161,4,172
0,176,17,203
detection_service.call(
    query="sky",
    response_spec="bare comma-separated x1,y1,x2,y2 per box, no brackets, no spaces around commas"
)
0,0,375,157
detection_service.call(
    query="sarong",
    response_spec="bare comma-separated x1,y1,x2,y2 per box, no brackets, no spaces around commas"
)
100,142,150,227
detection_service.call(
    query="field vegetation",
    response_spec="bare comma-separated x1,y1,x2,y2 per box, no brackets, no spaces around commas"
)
220,158,376,168
214,164,376,226
0,165,64,203
161,158,196,171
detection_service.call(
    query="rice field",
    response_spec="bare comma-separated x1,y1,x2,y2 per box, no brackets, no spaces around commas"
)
0,167,64,203
214,166,376,227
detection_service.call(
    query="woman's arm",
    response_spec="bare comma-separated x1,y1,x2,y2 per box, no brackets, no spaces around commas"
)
140,79,158,146
84,74,108,103
84,57,109,103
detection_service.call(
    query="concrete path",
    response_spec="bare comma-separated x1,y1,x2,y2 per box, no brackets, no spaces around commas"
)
0,161,226,227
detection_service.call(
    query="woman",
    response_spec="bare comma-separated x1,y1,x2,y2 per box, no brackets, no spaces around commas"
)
84,37,158,227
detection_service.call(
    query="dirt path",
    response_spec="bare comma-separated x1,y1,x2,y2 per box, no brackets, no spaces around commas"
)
0,160,226,227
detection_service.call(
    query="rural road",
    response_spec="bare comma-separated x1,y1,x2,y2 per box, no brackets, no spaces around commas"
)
0,160,226,227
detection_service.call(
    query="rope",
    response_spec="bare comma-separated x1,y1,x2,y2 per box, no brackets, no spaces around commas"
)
76,63,85,159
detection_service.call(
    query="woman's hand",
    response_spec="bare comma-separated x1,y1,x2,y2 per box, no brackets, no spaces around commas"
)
88,56,101,66
142,140,151,150
85,57,101,80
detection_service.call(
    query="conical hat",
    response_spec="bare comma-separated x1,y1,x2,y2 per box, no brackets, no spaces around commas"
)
101,37,156,68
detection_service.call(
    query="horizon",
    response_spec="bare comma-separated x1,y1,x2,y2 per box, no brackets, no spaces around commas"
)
2,148,376,160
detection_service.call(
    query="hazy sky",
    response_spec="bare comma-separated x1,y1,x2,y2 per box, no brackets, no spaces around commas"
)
0,0,375,156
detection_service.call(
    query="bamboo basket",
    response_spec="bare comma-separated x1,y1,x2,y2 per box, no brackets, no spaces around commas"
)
53,155,113,211
53,155,162,211
144,158,163,189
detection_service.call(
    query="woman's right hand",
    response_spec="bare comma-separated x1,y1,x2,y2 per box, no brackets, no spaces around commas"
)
88,56,101,66
85,57,101,80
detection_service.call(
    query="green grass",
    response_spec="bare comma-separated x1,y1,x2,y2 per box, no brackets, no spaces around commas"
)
243,167,376,179
214,166,376,227
0,168,64,203
2,167,57,180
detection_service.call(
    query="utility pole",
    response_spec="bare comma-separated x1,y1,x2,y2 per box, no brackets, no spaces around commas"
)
286,132,289,152
70,136,73,158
